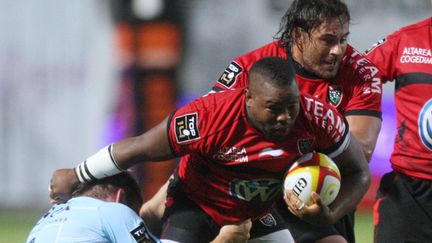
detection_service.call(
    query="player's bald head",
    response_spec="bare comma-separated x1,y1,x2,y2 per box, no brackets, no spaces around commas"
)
249,57,297,91
245,57,300,141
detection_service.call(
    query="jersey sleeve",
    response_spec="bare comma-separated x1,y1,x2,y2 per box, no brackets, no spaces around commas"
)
166,98,210,156
100,203,160,243
343,48,383,118
211,41,287,92
365,35,398,82
211,58,250,92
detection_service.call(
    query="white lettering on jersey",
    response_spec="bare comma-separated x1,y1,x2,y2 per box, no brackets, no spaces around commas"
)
303,96,346,142
400,47,432,64
214,147,248,162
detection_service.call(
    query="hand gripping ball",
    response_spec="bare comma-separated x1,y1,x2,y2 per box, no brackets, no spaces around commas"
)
284,152,341,206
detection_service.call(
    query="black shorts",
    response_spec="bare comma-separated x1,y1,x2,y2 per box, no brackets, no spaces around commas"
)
374,171,432,243
160,175,220,243
250,207,289,239
251,198,356,243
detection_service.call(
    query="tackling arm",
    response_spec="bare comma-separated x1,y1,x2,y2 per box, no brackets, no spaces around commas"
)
50,117,175,203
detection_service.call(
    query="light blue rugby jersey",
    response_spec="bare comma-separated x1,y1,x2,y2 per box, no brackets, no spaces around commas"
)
26,197,161,243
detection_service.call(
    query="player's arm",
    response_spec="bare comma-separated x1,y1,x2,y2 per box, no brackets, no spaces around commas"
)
346,115,381,162
210,219,252,243
325,134,370,222
139,178,169,235
286,133,370,226
50,117,175,203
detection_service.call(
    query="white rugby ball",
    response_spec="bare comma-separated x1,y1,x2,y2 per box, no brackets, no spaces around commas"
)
284,152,341,206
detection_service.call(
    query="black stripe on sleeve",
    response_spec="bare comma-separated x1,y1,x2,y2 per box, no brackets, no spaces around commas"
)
83,161,97,181
344,110,382,120
107,144,123,171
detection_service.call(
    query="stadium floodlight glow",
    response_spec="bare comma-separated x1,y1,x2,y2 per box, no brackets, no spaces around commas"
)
132,0,163,20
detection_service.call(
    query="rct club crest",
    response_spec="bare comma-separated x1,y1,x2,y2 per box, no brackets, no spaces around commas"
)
328,86,342,106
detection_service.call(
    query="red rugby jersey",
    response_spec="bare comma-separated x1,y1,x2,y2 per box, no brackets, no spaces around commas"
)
167,89,350,225
212,41,382,118
365,17,432,180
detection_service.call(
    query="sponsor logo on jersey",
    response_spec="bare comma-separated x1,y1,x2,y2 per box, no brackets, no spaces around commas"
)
229,178,282,203
328,85,342,106
418,99,432,151
298,139,314,154
214,147,248,162
174,113,200,143
130,222,155,242
400,47,432,64
217,61,242,88
365,38,386,54
259,213,277,227
259,148,284,158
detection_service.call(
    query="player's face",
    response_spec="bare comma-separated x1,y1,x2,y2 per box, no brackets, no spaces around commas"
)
246,81,300,142
295,18,349,79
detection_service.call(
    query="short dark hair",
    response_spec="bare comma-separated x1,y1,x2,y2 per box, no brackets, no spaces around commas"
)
249,57,296,88
275,0,350,49
72,172,143,209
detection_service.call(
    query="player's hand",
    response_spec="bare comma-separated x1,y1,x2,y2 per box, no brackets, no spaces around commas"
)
210,219,252,243
284,189,335,226
49,168,79,204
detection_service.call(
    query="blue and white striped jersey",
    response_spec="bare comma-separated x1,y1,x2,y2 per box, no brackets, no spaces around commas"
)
26,197,160,243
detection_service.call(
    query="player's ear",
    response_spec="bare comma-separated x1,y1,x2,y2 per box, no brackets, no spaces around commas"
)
245,88,253,108
245,88,252,100
115,188,126,204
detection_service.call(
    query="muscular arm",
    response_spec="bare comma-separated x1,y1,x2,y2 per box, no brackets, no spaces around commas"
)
286,134,371,225
113,117,175,169
50,117,175,203
139,178,169,235
328,134,371,222
346,115,382,162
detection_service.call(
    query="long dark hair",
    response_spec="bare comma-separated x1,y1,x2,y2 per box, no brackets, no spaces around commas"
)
275,0,350,50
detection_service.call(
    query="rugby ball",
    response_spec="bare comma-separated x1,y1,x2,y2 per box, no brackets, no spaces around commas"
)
283,152,341,206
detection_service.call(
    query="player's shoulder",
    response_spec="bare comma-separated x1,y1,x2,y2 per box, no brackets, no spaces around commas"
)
98,201,137,216
236,40,287,65
341,44,381,82
190,88,244,112
396,17,431,36
171,89,245,144
70,196,104,206
343,44,375,67
69,197,135,218
375,17,431,45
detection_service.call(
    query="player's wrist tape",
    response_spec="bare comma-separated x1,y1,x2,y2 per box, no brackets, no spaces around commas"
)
75,144,123,183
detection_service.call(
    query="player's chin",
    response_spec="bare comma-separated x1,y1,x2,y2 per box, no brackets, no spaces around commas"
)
267,129,290,141
318,64,340,79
